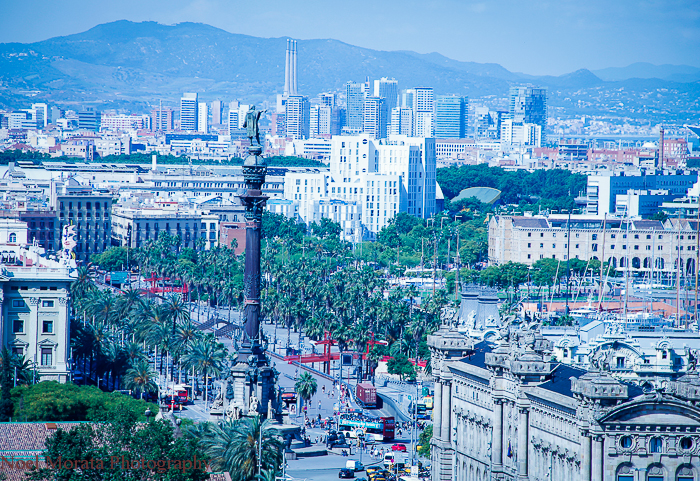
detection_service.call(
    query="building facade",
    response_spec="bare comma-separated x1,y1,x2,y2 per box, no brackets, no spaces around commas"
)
488,215,698,277
180,93,198,131
111,207,219,250
435,95,468,139
1,263,72,383
429,313,700,481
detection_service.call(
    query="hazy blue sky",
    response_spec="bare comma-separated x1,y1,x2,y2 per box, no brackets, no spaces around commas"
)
1,0,698,75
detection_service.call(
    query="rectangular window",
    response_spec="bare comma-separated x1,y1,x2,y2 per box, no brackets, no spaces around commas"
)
12,347,23,356
12,299,25,308
43,320,54,334
42,300,54,308
12,320,24,333
41,348,53,366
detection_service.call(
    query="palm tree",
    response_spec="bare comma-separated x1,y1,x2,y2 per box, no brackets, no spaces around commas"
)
192,416,283,481
71,265,96,303
123,359,158,399
294,372,317,411
181,337,226,406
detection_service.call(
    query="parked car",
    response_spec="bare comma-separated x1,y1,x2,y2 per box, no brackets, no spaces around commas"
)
339,468,355,478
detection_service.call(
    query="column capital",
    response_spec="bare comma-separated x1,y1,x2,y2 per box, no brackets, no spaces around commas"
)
518,406,529,415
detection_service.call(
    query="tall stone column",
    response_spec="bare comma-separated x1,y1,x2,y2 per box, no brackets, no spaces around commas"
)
517,406,529,480
433,380,443,434
441,381,451,441
492,398,504,471
238,145,268,360
592,435,603,481
580,431,591,481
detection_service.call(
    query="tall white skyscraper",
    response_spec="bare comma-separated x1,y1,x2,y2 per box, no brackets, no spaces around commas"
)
285,96,310,140
211,100,222,125
180,93,198,131
197,102,208,133
413,88,434,137
373,78,399,110
363,97,388,139
390,107,414,136
345,82,366,132
310,105,332,138
31,103,48,128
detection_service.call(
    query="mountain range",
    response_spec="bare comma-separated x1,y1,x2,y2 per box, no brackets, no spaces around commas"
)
0,20,698,122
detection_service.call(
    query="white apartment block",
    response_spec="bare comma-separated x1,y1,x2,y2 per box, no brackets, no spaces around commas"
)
489,214,699,277
282,134,436,240
101,114,151,131
180,93,198,131
500,119,542,147
198,102,209,134
310,105,332,138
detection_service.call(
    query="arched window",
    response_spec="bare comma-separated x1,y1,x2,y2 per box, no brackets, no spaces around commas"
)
619,257,626,267
650,437,663,453
644,257,652,268
8,233,16,243
617,464,634,481
677,465,694,481
648,464,665,481
632,257,641,269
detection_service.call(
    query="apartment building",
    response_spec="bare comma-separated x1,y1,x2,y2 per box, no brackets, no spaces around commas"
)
111,207,219,250
0,248,73,383
489,214,699,276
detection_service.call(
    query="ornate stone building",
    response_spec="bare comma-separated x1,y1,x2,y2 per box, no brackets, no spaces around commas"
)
429,315,700,481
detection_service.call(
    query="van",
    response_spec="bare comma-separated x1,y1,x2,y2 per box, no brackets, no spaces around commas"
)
346,461,365,472
383,453,395,469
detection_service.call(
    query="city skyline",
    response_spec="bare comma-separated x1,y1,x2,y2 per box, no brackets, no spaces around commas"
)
0,0,698,76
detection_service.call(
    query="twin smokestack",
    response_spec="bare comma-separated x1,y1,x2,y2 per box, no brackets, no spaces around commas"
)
284,39,298,96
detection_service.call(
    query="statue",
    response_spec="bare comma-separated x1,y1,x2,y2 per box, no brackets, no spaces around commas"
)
267,399,273,419
225,381,234,401
687,347,698,372
590,349,612,372
249,394,260,414
243,106,267,146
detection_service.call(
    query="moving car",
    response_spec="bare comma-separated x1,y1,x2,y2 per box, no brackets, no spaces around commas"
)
392,443,407,452
346,461,365,472
339,468,355,478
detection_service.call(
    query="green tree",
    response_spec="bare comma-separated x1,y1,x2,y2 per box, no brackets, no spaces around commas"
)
181,338,225,405
90,246,128,271
26,410,209,481
417,424,433,456
191,417,283,481
309,218,341,239
123,360,159,400
294,372,317,410
387,354,416,381
0,348,13,421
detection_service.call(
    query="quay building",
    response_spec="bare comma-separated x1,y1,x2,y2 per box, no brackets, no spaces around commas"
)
489,215,698,277
429,307,700,481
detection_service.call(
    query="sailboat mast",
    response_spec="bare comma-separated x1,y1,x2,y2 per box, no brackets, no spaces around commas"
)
677,210,682,329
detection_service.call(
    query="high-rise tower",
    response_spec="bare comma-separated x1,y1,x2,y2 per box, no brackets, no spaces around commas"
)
508,86,547,134
180,93,198,131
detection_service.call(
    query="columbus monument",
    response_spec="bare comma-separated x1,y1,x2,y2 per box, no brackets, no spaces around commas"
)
218,106,279,420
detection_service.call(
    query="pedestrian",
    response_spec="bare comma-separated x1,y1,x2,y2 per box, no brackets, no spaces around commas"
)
318,400,322,411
